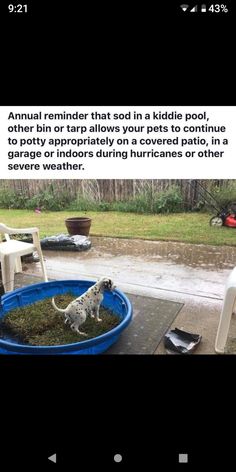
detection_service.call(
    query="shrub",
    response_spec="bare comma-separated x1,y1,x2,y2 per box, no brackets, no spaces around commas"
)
112,195,151,213
69,194,97,211
211,182,236,209
0,185,73,211
96,202,112,211
0,188,29,209
0,185,184,214
153,185,184,213
25,187,72,211
131,191,153,213
112,186,184,214
112,200,137,212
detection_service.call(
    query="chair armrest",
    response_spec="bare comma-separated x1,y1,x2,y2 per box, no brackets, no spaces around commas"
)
0,223,39,235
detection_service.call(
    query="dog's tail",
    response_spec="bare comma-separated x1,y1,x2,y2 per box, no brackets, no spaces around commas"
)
51,297,66,313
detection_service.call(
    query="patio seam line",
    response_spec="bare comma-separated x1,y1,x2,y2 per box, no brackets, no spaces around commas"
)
23,270,224,303
44,272,224,302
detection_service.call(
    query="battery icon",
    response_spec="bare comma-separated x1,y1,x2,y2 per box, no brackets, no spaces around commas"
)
201,4,206,11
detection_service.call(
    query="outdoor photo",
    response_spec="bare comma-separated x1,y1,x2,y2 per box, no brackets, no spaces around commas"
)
1,178,236,355
1,0,235,467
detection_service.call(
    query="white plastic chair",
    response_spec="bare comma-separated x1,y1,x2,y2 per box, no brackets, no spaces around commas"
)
0,222,48,293
215,267,236,353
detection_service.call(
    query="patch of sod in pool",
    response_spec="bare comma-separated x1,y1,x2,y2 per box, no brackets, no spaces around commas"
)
0,293,120,346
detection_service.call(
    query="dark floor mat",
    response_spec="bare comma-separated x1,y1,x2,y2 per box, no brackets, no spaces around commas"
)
107,293,183,354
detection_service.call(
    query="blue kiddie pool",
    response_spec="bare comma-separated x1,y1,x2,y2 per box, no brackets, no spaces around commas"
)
0,280,133,355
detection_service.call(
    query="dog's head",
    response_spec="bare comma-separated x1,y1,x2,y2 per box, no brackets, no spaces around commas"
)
98,277,116,291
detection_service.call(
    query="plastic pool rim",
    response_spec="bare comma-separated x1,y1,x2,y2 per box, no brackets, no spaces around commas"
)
0,280,133,354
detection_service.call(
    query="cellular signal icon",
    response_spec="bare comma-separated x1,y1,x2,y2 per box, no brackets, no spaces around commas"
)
180,4,189,11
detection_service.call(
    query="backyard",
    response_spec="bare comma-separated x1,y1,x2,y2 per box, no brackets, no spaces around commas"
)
1,209,236,246
1,181,236,355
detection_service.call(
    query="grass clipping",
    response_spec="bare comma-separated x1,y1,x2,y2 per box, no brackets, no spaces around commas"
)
0,293,120,346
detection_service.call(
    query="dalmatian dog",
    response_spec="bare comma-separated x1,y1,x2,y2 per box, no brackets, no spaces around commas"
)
51,277,115,336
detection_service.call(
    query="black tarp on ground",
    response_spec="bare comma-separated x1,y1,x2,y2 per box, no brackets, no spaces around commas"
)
40,234,91,251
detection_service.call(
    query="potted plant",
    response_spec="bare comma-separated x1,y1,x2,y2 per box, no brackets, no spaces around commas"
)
65,216,92,236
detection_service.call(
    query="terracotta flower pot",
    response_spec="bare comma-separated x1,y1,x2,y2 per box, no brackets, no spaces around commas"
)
65,217,92,236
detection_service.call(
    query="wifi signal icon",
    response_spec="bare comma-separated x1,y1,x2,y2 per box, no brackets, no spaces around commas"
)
180,4,189,11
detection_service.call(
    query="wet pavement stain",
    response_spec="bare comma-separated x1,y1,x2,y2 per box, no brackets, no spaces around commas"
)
41,237,236,270
88,238,236,270
24,237,236,304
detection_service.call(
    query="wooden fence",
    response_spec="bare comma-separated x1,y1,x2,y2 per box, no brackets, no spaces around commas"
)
0,179,231,208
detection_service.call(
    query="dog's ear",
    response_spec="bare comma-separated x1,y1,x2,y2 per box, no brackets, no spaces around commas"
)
104,279,112,289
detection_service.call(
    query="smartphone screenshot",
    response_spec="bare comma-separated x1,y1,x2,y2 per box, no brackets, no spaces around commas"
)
0,1,235,469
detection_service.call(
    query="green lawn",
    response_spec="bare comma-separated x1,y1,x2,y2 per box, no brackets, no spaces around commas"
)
0,209,236,246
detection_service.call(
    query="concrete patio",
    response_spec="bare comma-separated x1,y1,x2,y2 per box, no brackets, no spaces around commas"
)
18,236,236,354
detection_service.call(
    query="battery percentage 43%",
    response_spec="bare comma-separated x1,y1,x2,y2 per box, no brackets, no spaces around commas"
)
209,4,228,13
